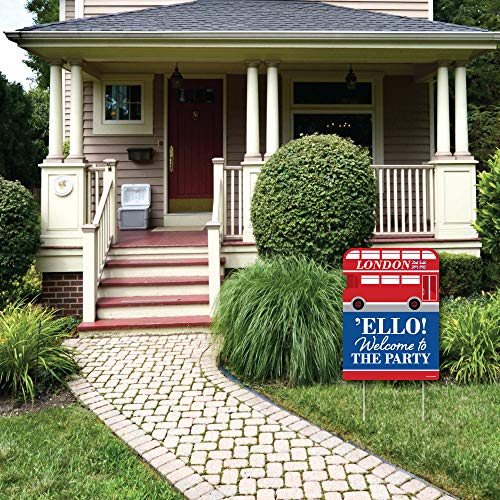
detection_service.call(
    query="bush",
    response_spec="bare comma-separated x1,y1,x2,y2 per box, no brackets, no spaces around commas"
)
0,263,42,309
0,302,79,401
475,149,500,259
251,134,376,266
212,256,344,386
440,291,499,384
439,252,483,297
0,177,41,301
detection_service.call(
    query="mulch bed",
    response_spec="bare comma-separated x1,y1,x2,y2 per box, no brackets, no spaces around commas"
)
0,387,76,417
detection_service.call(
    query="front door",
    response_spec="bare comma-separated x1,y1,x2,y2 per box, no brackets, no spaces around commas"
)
168,79,223,213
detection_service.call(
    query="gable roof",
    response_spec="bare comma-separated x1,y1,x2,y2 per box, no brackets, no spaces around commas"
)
20,0,486,33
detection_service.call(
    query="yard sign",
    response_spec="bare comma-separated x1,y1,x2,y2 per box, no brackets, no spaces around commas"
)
342,248,439,381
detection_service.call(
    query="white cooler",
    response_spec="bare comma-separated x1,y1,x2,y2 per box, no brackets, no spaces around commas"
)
118,184,151,230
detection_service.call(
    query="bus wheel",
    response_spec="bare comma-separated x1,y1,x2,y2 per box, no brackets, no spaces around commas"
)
352,298,365,310
408,298,421,310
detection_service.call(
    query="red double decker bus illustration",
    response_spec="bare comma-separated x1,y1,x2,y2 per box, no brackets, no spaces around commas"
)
343,248,439,311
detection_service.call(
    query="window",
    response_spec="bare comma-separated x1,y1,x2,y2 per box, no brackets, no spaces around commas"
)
105,84,142,121
402,276,420,285
294,82,372,105
381,275,400,285
361,275,380,285
286,76,383,162
93,75,154,135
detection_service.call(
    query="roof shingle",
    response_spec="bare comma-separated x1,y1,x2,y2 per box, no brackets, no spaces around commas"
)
21,0,486,33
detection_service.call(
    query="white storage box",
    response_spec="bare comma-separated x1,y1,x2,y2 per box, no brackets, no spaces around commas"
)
118,184,151,230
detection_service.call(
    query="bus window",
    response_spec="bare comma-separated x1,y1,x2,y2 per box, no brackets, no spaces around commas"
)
345,250,360,260
362,250,380,259
402,275,420,285
382,250,400,260
422,251,437,260
361,275,380,285
381,275,400,285
402,251,420,260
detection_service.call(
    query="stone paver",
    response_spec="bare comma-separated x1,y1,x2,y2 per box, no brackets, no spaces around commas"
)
67,334,455,499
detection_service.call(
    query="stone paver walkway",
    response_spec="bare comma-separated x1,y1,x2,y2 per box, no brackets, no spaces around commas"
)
67,334,454,500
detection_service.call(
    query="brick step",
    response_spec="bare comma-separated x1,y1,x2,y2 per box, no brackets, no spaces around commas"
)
77,315,211,337
96,294,210,319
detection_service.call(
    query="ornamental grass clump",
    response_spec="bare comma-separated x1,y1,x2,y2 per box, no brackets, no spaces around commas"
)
212,256,344,386
0,302,79,401
440,290,500,384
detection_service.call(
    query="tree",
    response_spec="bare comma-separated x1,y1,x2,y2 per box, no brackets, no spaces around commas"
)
24,0,59,89
434,0,500,167
0,73,38,186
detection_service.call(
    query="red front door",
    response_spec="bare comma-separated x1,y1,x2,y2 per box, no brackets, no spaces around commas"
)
168,79,223,212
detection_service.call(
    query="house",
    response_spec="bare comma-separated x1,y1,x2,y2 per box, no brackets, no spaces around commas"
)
5,0,499,333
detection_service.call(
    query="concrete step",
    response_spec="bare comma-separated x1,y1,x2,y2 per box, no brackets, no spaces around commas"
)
97,276,213,298
101,257,225,279
107,246,209,259
96,294,210,319
77,315,211,337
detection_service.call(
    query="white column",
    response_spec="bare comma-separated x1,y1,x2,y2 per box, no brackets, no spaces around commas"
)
265,61,280,160
46,61,64,162
67,61,85,162
435,63,452,158
454,63,470,158
244,61,261,161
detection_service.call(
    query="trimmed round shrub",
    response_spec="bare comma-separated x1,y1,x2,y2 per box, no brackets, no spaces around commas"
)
251,134,376,266
0,177,40,300
212,256,344,386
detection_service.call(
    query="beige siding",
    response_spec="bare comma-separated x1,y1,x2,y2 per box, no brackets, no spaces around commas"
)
83,75,165,227
65,0,75,19
384,76,431,165
82,0,429,19
317,0,430,19
83,0,193,16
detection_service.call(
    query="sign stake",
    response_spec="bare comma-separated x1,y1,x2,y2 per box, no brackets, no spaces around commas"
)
421,381,425,421
362,380,366,422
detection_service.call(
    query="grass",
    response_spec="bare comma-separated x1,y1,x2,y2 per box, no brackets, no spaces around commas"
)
256,380,500,499
212,256,344,385
0,404,182,499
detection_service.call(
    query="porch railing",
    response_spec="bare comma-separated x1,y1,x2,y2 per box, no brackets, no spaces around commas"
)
372,165,435,235
223,164,243,238
85,163,106,223
218,162,436,241
82,160,117,322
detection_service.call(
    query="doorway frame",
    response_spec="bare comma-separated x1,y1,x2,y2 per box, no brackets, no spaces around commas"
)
163,74,227,220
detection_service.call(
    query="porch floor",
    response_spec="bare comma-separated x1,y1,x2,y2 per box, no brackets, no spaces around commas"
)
114,229,208,248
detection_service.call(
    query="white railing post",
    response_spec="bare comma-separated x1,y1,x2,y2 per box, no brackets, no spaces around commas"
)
103,159,117,243
207,221,221,312
212,158,224,229
241,160,264,243
82,224,98,322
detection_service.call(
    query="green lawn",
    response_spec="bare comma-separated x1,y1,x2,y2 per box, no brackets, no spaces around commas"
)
256,381,499,500
0,404,182,500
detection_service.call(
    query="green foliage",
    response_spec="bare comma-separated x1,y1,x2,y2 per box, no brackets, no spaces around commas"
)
434,0,500,167
0,264,42,310
0,177,41,301
251,134,376,266
440,291,500,384
212,256,344,386
0,73,39,186
482,258,500,292
475,149,500,258
27,86,50,167
439,252,483,297
0,302,79,401
63,140,70,158
24,0,59,89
